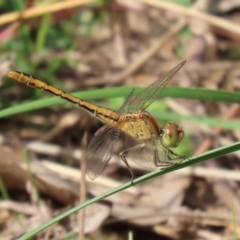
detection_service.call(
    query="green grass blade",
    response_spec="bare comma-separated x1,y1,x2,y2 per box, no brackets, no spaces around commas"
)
153,111,240,130
1,86,240,118
35,14,51,52
18,141,240,240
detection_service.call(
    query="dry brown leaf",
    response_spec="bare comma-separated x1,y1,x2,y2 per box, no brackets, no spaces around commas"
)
0,144,79,204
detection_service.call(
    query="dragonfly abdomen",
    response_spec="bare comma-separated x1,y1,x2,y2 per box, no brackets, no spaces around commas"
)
8,71,120,124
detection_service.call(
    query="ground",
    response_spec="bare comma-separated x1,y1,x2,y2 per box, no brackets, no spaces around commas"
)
0,1,240,239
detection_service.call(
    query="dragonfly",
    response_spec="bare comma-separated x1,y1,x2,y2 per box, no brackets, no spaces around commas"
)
8,60,186,183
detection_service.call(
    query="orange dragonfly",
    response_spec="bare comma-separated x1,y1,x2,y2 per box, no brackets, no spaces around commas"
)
8,60,186,182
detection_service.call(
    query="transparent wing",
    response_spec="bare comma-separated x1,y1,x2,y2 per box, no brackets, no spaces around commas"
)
154,140,173,165
118,89,135,114
127,61,186,111
124,134,179,169
123,133,157,169
87,125,120,180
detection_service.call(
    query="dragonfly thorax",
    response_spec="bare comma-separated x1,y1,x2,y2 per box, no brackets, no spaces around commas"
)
117,110,161,141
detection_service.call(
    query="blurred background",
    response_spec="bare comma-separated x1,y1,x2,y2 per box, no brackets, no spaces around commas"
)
0,0,240,239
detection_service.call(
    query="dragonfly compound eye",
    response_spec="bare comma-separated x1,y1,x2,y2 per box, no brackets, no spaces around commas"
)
162,122,184,148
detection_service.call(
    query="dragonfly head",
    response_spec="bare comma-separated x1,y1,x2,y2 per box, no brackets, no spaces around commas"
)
162,122,184,148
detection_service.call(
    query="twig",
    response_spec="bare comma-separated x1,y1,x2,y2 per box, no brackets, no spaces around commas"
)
0,0,93,26
136,0,240,37
79,132,87,240
194,104,240,155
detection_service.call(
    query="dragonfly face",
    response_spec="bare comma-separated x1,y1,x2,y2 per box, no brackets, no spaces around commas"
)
161,122,184,148
8,60,186,183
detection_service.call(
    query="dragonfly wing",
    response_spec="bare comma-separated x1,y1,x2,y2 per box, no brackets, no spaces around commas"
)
123,133,157,169
118,89,135,114
154,140,172,164
129,61,186,111
87,125,121,180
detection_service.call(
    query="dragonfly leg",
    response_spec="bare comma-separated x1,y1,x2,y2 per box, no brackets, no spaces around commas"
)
155,160,171,167
119,152,135,185
119,143,145,185
153,145,172,167
162,148,186,166
167,148,186,160
155,146,185,167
